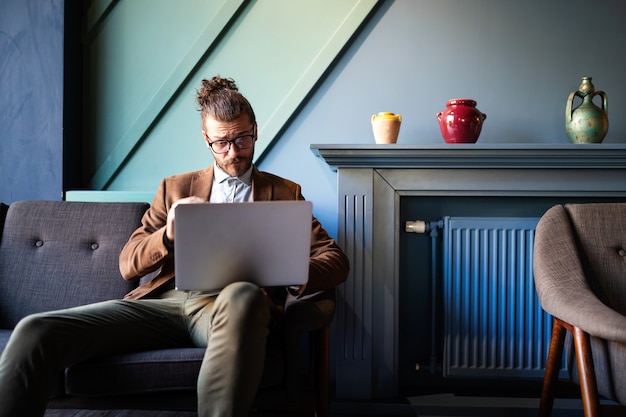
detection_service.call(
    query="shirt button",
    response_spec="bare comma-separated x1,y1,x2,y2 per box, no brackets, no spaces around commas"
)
35,240,44,247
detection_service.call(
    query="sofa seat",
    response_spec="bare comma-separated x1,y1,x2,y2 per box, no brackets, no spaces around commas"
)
64,346,285,397
0,331,285,404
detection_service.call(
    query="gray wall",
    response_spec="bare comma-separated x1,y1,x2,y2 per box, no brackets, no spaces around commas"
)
260,0,626,236
0,0,64,203
2,0,624,233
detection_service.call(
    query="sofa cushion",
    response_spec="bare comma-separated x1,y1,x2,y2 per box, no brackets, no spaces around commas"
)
0,201,149,329
65,345,285,396
65,348,207,396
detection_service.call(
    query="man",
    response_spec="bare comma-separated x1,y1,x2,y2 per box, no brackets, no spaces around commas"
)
0,76,350,416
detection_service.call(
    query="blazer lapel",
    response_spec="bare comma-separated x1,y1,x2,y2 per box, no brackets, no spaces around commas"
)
190,165,214,200
252,166,272,201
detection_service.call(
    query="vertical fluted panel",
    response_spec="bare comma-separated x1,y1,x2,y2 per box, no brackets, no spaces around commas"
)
339,193,371,361
335,190,374,398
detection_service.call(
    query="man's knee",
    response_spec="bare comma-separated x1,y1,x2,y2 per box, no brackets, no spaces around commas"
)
214,282,270,325
9,313,63,351
221,281,260,297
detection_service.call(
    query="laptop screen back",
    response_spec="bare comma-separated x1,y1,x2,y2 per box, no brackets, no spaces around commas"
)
174,201,311,292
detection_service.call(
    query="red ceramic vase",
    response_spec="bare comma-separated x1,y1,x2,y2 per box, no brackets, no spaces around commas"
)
436,98,487,144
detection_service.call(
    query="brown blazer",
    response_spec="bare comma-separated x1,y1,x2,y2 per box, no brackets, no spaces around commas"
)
119,165,349,301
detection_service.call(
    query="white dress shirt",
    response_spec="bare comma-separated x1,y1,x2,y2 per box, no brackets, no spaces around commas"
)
209,163,253,203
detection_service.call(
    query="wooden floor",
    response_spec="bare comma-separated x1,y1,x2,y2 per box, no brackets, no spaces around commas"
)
43,395,626,417
45,412,197,417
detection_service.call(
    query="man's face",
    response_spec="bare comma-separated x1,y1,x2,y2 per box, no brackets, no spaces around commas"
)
202,114,256,177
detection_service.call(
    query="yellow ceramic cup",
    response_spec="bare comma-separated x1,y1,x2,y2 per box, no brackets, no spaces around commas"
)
371,112,402,144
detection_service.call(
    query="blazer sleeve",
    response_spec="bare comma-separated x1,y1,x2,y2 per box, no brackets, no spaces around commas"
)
302,215,350,295
118,178,174,281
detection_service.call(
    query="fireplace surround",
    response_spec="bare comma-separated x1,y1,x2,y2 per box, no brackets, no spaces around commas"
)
311,144,626,400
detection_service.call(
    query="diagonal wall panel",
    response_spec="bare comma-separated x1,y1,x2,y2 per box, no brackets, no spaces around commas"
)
84,0,247,189
83,0,379,190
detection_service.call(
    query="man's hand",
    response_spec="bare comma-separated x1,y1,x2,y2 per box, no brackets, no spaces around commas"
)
166,196,207,242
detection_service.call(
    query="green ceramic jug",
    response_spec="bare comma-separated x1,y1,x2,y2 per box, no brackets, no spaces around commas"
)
565,77,608,144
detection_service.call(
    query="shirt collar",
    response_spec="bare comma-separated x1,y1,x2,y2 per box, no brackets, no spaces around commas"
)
213,162,253,186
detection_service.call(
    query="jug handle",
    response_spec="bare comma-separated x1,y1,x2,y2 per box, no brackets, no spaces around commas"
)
436,111,443,122
565,91,577,123
594,91,608,115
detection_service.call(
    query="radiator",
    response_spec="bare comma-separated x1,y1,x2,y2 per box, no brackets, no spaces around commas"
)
441,216,555,379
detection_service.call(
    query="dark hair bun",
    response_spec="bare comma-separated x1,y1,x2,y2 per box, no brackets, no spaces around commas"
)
196,75,255,123
197,76,238,107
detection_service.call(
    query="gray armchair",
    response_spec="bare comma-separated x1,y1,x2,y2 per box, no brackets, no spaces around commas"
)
534,203,626,417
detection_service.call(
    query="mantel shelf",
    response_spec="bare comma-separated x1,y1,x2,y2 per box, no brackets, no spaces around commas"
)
310,143,626,170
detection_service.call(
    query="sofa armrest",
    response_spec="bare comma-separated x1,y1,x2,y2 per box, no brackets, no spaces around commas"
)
281,289,335,401
283,289,335,332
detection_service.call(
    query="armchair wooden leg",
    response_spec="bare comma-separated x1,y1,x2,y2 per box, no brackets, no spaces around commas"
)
539,318,567,417
572,326,600,417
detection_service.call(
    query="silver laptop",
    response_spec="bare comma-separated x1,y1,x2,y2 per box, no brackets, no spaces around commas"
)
174,201,312,292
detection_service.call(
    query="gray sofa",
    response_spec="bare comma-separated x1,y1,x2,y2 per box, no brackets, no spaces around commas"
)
0,200,333,415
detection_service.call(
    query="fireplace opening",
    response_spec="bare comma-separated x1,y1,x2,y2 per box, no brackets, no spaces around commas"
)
397,195,626,398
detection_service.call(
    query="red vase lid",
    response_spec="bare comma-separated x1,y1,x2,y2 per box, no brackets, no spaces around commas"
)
446,98,477,107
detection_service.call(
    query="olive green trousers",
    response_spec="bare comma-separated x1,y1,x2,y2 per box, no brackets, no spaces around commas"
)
0,282,272,417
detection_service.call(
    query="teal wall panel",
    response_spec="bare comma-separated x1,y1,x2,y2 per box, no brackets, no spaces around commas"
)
85,0,247,189
65,190,154,203
83,0,378,190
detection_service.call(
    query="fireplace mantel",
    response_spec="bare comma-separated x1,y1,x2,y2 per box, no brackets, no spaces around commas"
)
311,143,626,400
311,143,626,170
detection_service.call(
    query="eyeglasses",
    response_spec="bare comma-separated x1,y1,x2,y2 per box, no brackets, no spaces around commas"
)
206,127,256,154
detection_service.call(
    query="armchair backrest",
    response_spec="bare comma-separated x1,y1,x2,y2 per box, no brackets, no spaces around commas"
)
535,203,626,319
563,203,626,316
0,200,149,328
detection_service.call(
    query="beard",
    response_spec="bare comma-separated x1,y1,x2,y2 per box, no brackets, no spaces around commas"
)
216,150,254,177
